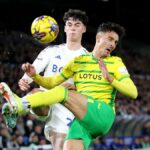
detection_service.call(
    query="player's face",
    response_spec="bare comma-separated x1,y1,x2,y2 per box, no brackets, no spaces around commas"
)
96,31,119,58
64,18,86,42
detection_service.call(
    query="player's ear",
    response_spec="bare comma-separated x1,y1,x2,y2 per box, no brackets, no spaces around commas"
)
96,33,101,42
83,26,86,33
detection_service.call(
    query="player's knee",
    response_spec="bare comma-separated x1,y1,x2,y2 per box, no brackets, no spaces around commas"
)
63,140,84,150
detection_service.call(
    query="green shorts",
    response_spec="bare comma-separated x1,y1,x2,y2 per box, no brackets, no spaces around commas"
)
65,97,115,150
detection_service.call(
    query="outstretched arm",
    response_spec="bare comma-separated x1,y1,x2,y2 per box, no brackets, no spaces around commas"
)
98,59,138,99
21,63,65,89
19,47,54,91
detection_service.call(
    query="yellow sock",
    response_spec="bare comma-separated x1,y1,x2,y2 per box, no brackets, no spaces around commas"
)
13,94,26,115
26,86,68,108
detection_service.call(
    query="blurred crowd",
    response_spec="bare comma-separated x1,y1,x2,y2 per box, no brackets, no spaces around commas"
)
89,135,150,150
0,31,150,149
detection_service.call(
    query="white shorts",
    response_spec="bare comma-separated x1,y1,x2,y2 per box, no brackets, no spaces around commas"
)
44,103,74,141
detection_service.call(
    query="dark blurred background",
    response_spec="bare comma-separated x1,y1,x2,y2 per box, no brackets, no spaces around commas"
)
0,0,150,44
0,0,150,150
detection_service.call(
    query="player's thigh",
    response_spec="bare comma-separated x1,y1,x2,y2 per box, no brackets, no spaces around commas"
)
64,90,88,120
63,139,84,150
48,131,66,150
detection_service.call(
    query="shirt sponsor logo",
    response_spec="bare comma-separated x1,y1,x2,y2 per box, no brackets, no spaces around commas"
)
79,73,102,80
52,64,63,72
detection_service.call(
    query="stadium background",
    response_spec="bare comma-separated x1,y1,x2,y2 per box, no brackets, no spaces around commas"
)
0,0,150,149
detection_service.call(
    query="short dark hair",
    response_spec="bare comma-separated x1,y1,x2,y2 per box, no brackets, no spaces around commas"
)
97,22,126,40
63,9,88,26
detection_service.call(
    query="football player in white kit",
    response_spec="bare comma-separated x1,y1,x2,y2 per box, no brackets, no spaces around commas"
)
18,9,88,150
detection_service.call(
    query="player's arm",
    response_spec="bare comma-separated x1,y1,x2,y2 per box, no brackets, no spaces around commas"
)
19,47,54,91
22,59,74,89
111,78,137,99
31,73,65,89
99,59,138,99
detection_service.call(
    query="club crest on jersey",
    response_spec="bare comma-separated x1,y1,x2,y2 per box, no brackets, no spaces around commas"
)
55,55,61,59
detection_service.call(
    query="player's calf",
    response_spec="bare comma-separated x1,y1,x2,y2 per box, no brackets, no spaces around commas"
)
28,88,50,117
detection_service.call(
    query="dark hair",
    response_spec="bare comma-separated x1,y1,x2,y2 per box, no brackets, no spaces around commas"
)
63,9,88,26
97,22,126,40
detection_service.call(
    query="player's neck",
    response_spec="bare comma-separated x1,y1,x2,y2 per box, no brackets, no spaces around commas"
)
66,41,82,51
92,48,105,59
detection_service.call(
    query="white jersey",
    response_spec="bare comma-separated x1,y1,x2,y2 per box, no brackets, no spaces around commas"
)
22,43,87,86
22,43,88,139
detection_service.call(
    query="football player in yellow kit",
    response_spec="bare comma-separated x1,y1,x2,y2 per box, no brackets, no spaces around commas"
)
0,22,137,150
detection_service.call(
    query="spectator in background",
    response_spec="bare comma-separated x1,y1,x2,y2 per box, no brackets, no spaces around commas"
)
142,120,150,136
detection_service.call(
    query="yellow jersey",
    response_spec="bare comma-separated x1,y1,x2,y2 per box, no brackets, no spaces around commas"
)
60,53,130,108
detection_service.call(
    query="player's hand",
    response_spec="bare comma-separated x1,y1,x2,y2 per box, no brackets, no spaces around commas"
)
21,63,36,77
98,59,113,83
62,83,76,90
18,79,30,91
